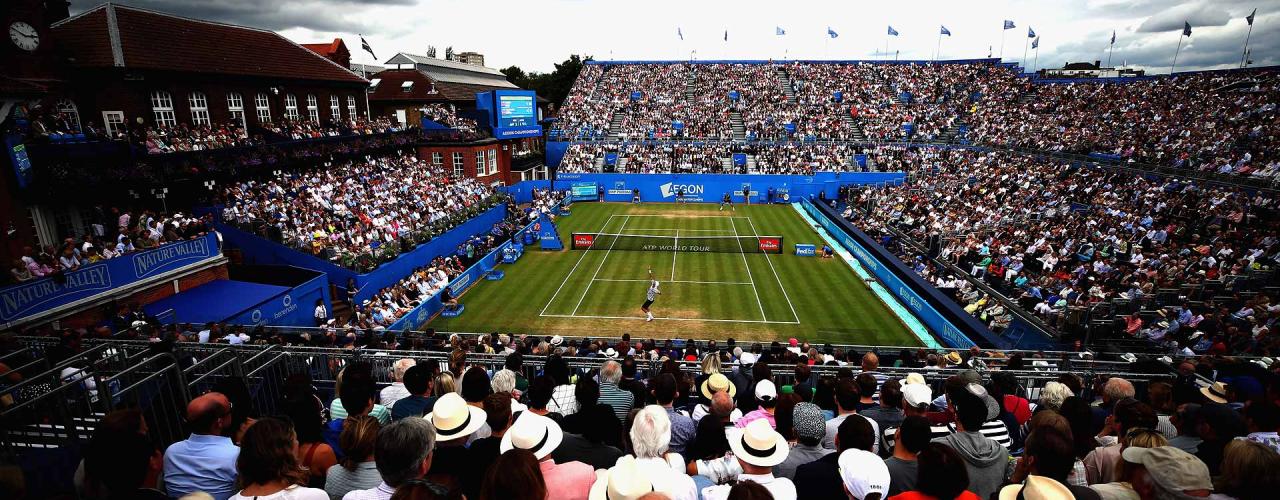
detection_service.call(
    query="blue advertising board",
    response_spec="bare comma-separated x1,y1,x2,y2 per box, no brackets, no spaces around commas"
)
0,233,221,324
794,244,816,256
506,172,905,204
5,134,33,189
478,90,543,139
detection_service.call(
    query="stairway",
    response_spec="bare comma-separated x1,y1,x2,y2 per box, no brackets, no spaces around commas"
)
683,74,697,102
593,155,605,172
940,120,967,143
842,111,867,141
607,112,625,140
719,157,735,173
729,111,746,141
745,155,759,173
775,67,797,103
617,156,629,173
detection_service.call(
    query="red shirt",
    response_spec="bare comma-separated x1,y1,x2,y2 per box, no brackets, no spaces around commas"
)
889,490,981,500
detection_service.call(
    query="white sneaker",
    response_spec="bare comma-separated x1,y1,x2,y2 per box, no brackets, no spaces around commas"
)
646,315,653,322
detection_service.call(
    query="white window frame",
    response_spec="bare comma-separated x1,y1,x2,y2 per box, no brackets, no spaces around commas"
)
56,99,82,131
150,90,177,127
432,152,442,165
188,91,210,126
329,95,340,119
347,96,357,118
476,151,486,176
255,93,272,123
284,94,299,120
227,92,246,130
488,148,497,174
102,111,125,137
306,94,319,122
452,152,464,177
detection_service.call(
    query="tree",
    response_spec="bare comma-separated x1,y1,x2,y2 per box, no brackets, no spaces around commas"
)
499,54,592,107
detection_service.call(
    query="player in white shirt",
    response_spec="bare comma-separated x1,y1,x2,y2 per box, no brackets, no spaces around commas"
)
642,268,661,322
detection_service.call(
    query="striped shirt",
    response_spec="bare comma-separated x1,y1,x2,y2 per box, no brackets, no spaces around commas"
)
948,420,1013,450
599,382,636,421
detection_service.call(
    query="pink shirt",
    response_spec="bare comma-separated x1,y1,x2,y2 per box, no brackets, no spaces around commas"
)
538,459,595,500
736,408,776,429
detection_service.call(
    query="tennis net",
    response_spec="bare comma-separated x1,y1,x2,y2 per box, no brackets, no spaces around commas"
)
570,233,783,254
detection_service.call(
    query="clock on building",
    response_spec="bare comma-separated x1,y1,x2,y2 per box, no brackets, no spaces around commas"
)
8,21,39,52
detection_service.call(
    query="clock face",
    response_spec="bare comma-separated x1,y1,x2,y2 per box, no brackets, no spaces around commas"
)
9,22,39,52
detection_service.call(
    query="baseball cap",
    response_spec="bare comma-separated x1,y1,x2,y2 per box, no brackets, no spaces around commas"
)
755,379,777,402
1121,446,1213,492
902,384,932,409
838,449,890,500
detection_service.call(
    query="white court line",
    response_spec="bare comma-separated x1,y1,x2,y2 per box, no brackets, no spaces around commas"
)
539,214,616,316
746,215,801,323
671,229,678,281
593,278,754,285
628,228,738,233
619,214,753,218
541,313,800,325
730,217,769,322
571,215,630,315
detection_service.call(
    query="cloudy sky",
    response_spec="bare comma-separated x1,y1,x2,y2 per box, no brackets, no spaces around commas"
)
74,0,1274,74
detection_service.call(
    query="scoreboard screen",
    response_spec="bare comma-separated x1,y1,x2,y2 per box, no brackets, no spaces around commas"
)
571,182,597,201
497,94,536,128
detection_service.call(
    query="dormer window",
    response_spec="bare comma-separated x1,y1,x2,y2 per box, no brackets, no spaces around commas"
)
402,81,414,93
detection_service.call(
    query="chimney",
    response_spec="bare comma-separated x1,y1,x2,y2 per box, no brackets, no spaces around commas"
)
1095,60,1102,69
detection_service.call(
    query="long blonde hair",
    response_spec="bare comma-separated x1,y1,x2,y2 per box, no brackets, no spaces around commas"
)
435,372,458,395
700,353,721,375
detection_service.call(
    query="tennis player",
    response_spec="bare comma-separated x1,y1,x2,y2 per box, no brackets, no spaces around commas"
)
719,192,734,212
641,268,661,322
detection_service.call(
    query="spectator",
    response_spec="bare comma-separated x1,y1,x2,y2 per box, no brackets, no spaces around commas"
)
285,383,337,487
545,355,579,416
1242,402,1280,453
687,393,742,486
391,364,435,420
478,449,545,500
775,402,831,479
1118,446,1215,500
380,359,416,408
826,378,881,452
82,429,163,500
424,393,486,491
701,419,796,500
1035,382,1074,414
326,366,380,461
889,443,981,500
1218,439,1280,500
500,412,594,500
553,403,626,469
738,379,781,430
796,409,877,498
863,380,907,442
230,417,328,500
1168,403,1203,454
325,415,382,500
930,388,1011,500
839,448,891,500
628,405,699,500
490,368,528,414
1015,426,1102,500
464,393,514,498
885,416,932,497
587,455,657,500
652,373,696,456
330,363,391,424
693,373,742,424
162,392,240,500
1084,398,1158,484
343,418,443,500
856,373,880,411
525,376,564,422
1194,403,1248,475
599,360,636,421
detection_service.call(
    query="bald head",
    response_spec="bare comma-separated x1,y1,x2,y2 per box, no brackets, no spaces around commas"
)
711,391,734,421
637,493,672,500
1103,378,1135,404
187,392,231,434
862,352,880,371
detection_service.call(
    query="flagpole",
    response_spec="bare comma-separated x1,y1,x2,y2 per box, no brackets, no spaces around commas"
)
999,30,1007,59
935,31,942,62
1171,32,1184,74
1240,21,1254,68
1022,35,1029,70
1108,40,1114,67
1033,45,1039,73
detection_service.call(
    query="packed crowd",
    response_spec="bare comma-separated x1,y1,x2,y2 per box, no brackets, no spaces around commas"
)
63,330,1280,500
7,207,213,284
216,153,498,272
559,142,868,175
143,123,260,154
840,148,1280,353
421,104,480,133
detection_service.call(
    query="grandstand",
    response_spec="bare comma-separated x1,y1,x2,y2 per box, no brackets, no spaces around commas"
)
2,1,1280,499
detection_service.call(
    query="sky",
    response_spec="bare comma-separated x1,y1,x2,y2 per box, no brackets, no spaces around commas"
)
73,0,1275,74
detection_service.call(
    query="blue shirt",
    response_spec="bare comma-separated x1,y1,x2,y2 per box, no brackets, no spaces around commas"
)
162,433,239,500
665,407,696,457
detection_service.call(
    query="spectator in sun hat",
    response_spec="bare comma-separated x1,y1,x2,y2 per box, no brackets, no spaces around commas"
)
693,373,742,423
588,455,656,500
1200,381,1229,405
423,392,486,491
502,411,595,500
775,403,832,480
738,379,780,429
702,418,796,500
839,448,891,500
1118,446,1215,500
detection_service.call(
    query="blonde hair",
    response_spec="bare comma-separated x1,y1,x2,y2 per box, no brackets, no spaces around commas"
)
700,353,721,375
435,372,458,395
1115,429,1168,481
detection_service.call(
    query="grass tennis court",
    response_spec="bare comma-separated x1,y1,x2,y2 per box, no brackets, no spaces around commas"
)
429,202,919,345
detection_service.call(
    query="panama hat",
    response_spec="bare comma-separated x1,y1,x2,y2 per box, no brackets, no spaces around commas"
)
700,373,738,400
998,475,1075,500
500,412,565,460
1199,381,1229,404
588,455,655,500
900,373,926,386
728,419,790,467
945,352,963,365
424,393,486,441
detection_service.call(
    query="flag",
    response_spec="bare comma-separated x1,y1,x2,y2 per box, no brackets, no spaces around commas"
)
1183,22,1192,37
828,27,839,39
776,26,785,36
888,26,899,36
724,30,728,41
1028,27,1036,38
360,35,377,59
1247,8,1256,26
1110,30,1115,45
940,25,951,36
1032,36,1039,49
1004,20,1016,30
678,27,684,40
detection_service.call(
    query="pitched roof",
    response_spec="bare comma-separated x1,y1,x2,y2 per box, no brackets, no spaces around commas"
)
384,52,517,88
301,38,346,58
51,3,367,84
368,68,520,103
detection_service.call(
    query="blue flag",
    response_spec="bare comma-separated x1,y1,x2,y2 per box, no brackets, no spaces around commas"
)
1182,21,1191,37
1028,27,1036,38
828,27,839,38
940,25,951,36
678,27,683,40
1003,20,1016,30
1032,36,1039,49
888,26,899,36
776,26,785,36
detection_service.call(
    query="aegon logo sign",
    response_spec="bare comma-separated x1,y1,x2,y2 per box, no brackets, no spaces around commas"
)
659,183,704,198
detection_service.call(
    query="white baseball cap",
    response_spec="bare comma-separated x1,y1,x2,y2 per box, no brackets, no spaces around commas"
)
838,449,890,500
754,379,777,402
902,383,932,409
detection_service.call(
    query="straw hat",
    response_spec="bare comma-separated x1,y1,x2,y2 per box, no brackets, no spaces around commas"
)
424,393,486,441
1199,381,1229,404
700,373,738,400
588,455,655,500
728,419,790,467
500,412,565,460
